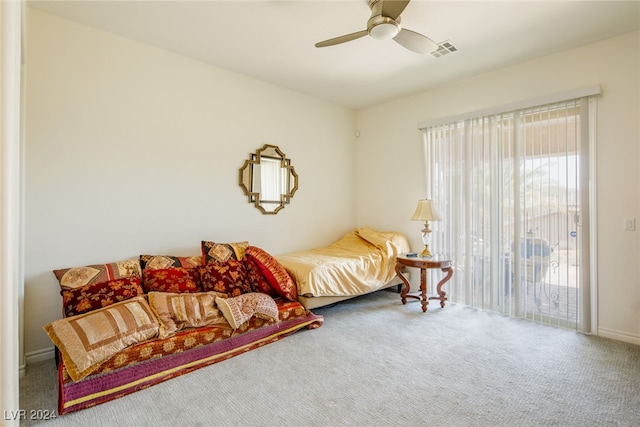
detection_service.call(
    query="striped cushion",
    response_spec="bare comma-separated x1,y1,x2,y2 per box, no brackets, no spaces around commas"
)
43,296,159,381
148,291,227,338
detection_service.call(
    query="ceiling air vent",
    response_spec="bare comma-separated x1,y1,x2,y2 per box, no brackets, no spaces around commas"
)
430,40,458,58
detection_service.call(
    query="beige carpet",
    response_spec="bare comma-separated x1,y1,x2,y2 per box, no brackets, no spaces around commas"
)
20,290,640,426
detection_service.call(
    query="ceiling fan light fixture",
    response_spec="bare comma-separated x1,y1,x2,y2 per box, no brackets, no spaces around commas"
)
315,0,436,53
369,18,400,40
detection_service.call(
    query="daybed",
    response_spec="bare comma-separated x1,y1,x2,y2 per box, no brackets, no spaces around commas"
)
277,227,410,309
44,244,323,415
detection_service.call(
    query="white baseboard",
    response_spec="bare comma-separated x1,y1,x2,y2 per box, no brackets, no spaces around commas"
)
597,327,640,345
25,346,55,366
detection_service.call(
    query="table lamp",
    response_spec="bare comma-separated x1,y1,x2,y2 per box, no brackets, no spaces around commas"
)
411,199,440,257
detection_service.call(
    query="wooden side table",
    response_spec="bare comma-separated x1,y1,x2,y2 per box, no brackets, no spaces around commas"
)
395,255,454,312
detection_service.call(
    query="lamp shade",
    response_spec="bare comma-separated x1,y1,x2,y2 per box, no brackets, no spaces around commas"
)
411,199,440,221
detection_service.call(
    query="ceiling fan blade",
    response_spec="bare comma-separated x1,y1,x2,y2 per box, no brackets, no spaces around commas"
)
381,0,410,20
315,30,369,48
393,28,437,54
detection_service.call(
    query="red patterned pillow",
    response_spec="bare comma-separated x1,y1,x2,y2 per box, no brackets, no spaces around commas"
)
60,276,144,317
244,256,277,297
245,246,297,301
199,260,251,297
142,267,203,293
201,241,249,264
140,255,202,270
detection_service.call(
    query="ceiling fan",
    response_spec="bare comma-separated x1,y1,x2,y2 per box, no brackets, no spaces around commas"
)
315,0,437,54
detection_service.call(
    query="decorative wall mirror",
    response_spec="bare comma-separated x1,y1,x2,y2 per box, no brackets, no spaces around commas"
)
239,144,298,214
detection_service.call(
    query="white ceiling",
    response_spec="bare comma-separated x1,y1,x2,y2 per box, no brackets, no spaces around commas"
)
28,0,640,110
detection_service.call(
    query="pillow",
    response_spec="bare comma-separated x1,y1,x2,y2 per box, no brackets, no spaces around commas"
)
148,291,227,339
355,227,412,255
199,260,251,297
140,255,202,270
245,246,297,301
142,267,203,294
244,256,278,297
43,296,159,382
60,276,144,318
201,241,249,264
53,257,142,290
215,293,279,329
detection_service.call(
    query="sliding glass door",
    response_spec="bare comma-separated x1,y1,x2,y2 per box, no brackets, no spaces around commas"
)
423,97,594,331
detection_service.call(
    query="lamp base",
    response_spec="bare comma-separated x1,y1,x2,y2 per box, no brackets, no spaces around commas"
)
420,245,433,258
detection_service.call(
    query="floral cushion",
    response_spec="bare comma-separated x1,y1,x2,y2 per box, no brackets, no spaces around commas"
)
53,257,142,290
148,291,228,338
142,267,203,294
139,255,202,270
43,296,159,381
60,276,144,318
201,241,249,264
199,260,251,297
244,256,277,296
215,293,279,329
245,246,297,301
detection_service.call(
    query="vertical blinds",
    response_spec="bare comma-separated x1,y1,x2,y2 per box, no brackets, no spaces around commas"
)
421,96,596,332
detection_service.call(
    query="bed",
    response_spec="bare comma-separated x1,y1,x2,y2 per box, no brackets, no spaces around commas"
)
276,227,410,309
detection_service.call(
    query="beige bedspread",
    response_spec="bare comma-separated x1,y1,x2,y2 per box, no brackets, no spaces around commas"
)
276,227,410,297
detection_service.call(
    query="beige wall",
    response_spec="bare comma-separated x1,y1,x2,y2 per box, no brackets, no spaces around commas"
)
24,9,358,359
356,31,640,344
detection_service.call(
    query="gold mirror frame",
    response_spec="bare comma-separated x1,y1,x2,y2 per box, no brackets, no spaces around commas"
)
239,144,298,214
